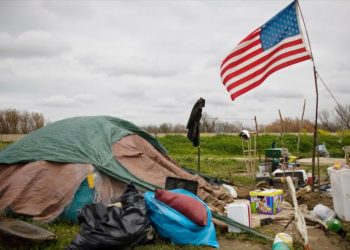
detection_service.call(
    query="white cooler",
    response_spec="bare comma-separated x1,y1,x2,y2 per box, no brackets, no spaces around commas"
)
328,166,350,221
226,199,251,232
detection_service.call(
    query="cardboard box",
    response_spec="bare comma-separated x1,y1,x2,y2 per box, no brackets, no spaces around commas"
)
249,189,283,215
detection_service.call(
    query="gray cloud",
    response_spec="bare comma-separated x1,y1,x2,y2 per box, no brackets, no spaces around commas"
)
37,93,98,108
77,53,187,78
0,31,70,58
0,1,348,126
41,1,93,20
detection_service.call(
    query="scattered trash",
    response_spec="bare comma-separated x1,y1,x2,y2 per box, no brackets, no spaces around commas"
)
0,218,56,241
271,177,298,190
312,204,335,222
226,199,251,233
250,189,283,215
256,172,271,183
155,189,207,226
165,177,198,195
212,211,274,241
273,169,307,186
326,218,347,237
222,184,238,198
272,232,293,250
295,185,311,199
286,176,309,249
307,171,313,185
327,166,350,221
144,188,219,248
67,184,154,250
316,142,330,157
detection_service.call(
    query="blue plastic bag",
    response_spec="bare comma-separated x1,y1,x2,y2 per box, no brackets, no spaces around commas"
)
144,189,219,248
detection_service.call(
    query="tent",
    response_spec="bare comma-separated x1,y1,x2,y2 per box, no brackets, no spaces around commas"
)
0,116,233,222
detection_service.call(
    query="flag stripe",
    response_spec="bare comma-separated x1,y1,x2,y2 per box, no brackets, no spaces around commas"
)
221,30,261,70
227,50,310,92
220,1,311,100
229,55,311,100
221,47,262,78
223,36,306,84
221,33,260,68
223,39,306,85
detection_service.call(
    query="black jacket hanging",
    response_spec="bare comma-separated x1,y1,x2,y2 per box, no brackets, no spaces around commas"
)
186,97,205,147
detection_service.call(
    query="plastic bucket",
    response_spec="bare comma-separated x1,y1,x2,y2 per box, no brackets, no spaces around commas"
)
328,167,350,221
272,233,293,250
226,200,251,233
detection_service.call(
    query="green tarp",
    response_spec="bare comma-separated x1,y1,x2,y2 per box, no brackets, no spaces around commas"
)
0,116,166,191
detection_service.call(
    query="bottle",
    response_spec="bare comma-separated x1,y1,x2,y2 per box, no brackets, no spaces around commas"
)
326,218,347,237
272,233,293,250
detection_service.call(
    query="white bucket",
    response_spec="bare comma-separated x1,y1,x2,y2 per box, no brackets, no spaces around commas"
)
258,164,265,173
226,200,251,233
328,167,350,221
312,204,335,222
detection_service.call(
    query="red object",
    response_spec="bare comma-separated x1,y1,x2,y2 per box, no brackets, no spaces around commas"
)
155,189,207,226
220,1,311,100
307,176,313,185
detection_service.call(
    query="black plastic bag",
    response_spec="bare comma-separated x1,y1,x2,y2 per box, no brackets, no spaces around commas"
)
67,184,154,250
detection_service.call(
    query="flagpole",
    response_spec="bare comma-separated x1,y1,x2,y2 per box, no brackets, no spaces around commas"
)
296,0,319,191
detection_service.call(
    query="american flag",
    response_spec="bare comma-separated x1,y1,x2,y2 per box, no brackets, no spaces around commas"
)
220,1,311,100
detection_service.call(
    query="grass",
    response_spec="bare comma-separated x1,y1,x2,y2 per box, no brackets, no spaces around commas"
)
0,132,349,249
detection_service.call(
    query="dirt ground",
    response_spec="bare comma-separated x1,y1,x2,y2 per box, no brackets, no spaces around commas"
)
298,157,346,165
218,225,350,250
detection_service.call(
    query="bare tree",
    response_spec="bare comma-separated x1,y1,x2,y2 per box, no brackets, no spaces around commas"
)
201,112,218,133
31,112,44,130
0,109,45,134
319,110,337,131
4,109,20,134
334,104,350,129
173,124,186,133
158,123,172,133
19,111,31,134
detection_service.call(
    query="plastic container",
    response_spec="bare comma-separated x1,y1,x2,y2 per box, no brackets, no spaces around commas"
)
249,189,283,215
165,177,198,195
272,232,293,250
226,200,251,233
327,218,347,237
328,167,350,221
222,184,238,198
312,204,335,222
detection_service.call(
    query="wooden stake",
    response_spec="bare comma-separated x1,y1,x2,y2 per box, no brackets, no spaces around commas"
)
279,109,284,149
297,99,306,156
311,66,319,192
254,116,261,162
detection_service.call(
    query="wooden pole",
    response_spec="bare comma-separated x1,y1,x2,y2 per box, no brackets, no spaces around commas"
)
198,125,201,173
279,109,284,149
254,116,261,162
297,99,306,156
198,146,201,173
311,66,319,192
297,0,320,192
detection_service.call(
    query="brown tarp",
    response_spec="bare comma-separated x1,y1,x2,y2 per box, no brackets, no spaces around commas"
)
0,161,128,222
113,134,234,211
0,161,91,221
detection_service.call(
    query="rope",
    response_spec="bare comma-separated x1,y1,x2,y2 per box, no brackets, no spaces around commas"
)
317,73,342,107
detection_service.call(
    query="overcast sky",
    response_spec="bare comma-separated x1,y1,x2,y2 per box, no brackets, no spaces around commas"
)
0,0,349,127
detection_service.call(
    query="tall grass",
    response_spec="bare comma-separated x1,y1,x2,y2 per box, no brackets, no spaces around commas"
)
158,133,350,158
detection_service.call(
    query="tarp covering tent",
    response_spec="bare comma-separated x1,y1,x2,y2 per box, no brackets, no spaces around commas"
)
0,116,233,222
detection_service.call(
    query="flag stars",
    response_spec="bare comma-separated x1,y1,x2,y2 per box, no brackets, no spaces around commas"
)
261,1,300,50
